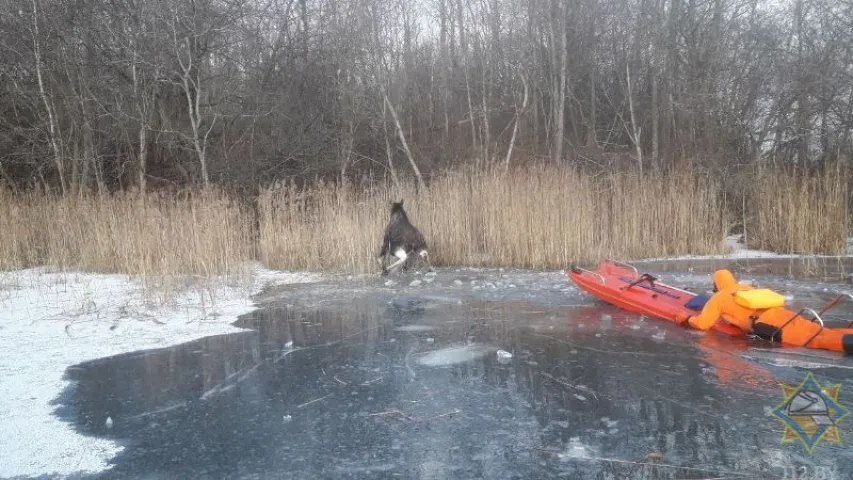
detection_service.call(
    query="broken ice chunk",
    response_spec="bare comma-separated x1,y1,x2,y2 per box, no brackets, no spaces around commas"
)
496,350,513,364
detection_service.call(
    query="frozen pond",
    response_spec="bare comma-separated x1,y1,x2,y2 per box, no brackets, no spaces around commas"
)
54,265,853,479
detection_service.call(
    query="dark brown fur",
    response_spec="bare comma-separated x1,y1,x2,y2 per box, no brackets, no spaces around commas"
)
377,200,430,274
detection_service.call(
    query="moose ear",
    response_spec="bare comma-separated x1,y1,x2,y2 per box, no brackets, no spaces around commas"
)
399,199,404,205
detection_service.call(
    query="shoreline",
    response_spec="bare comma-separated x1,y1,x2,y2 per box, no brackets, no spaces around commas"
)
0,266,320,479
2,239,852,478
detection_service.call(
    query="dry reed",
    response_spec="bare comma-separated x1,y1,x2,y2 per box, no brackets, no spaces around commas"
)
0,188,254,279
0,164,846,280
257,165,730,272
748,163,850,255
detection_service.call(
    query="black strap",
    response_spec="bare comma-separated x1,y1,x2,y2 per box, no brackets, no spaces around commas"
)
752,321,782,342
626,273,658,289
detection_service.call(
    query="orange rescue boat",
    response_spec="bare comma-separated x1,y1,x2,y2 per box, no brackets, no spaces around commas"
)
567,260,853,355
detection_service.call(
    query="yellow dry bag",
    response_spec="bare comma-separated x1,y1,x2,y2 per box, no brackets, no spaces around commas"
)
733,289,786,309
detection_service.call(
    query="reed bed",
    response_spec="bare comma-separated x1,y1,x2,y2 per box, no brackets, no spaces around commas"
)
748,163,850,255
257,166,730,272
0,188,254,278
0,164,847,279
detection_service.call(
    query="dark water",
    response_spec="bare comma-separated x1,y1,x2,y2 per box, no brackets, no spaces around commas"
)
55,268,853,480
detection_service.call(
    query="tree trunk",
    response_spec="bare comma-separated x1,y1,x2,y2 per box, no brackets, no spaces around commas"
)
504,72,529,169
464,54,478,152
587,66,597,147
131,51,149,192
626,63,643,174
440,0,450,140
138,124,148,191
481,62,491,166
384,93,426,191
651,68,659,169
31,0,66,194
383,99,400,188
175,30,211,187
553,10,568,163
794,0,809,165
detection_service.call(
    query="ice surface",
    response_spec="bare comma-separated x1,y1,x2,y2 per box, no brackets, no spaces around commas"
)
0,265,319,478
394,325,435,332
414,344,495,367
3,235,853,478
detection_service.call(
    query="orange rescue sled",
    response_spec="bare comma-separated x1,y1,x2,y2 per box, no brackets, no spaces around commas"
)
567,260,742,336
567,260,853,354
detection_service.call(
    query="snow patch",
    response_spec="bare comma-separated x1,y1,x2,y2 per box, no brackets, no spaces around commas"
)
640,235,853,261
557,437,596,460
394,325,434,332
496,349,513,364
414,344,494,367
0,265,319,479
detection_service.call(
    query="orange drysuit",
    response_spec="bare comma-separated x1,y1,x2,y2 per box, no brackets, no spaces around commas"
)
687,270,757,332
686,269,853,355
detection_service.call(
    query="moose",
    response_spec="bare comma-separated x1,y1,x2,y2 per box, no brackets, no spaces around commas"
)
377,199,431,275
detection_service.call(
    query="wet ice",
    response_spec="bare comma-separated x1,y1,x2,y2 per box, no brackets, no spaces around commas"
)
50,265,853,480
393,325,434,332
414,344,495,367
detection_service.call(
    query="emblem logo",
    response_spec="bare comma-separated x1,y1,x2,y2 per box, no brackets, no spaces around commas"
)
770,372,849,454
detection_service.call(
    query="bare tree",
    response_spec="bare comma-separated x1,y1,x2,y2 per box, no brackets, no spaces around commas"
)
171,9,215,187
504,70,529,169
30,0,66,193
0,0,851,193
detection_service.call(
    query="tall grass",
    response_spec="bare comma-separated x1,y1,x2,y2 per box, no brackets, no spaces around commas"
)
0,164,847,280
258,165,730,272
749,163,850,255
0,188,254,277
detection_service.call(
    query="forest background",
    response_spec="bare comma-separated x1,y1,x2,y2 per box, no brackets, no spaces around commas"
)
1,0,851,276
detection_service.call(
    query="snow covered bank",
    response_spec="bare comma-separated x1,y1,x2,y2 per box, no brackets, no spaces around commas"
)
0,265,320,479
640,235,853,262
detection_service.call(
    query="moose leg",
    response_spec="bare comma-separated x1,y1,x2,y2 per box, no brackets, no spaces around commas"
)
377,243,389,269
417,249,433,272
384,248,408,274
